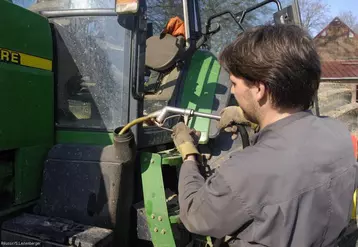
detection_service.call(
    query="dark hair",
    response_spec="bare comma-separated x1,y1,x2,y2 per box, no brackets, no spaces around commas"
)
219,24,321,110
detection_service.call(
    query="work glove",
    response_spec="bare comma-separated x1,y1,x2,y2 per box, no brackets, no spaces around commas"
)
171,122,201,160
217,106,259,140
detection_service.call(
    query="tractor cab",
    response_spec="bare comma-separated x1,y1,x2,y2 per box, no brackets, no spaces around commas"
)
0,0,301,246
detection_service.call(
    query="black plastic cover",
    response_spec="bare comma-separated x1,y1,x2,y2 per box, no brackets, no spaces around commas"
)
1,213,113,247
35,144,135,246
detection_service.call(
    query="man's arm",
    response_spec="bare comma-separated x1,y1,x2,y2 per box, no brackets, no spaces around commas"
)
178,156,252,238
170,122,253,238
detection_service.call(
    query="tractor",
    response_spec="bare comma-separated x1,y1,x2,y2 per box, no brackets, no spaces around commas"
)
0,0,314,246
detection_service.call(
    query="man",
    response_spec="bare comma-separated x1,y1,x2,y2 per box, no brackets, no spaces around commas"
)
171,24,358,246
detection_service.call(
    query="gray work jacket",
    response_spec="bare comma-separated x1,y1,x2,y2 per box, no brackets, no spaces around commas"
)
178,111,358,247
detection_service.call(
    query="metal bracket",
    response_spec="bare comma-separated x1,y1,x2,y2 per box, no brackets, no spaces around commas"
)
140,152,176,247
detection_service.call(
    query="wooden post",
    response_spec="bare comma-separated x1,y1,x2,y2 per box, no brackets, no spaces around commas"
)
351,84,357,104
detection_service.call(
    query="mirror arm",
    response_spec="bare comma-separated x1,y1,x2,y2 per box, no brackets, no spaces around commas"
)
205,10,244,34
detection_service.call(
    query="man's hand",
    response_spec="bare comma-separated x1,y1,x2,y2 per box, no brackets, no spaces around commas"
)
172,122,201,160
217,106,259,140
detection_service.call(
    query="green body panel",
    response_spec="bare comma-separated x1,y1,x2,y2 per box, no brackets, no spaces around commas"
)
0,2,54,209
141,152,176,247
139,51,222,246
0,64,54,149
0,1,54,149
161,155,182,166
14,146,51,204
0,0,52,60
159,149,182,166
169,215,180,224
56,130,114,146
180,50,221,144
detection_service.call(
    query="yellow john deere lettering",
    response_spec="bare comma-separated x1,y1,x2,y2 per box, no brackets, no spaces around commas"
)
0,47,52,71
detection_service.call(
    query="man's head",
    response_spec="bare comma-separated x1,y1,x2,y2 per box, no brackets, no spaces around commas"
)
219,24,321,125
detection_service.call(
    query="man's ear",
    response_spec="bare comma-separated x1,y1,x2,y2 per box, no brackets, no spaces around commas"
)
253,81,266,102
253,81,269,107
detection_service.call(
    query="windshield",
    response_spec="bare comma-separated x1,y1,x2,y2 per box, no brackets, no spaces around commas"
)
198,0,294,56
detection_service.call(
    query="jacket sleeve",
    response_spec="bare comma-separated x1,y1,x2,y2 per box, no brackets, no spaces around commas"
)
178,160,252,238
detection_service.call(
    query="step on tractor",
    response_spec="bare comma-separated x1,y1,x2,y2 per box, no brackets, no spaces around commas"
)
0,0,320,246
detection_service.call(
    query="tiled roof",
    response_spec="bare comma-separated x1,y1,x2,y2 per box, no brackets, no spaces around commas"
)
321,61,358,79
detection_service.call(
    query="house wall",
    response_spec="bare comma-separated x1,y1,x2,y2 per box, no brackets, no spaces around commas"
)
318,80,358,135
314,18,358,135
314,18,358,61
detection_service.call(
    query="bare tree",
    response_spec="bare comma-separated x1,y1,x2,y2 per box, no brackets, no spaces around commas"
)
339,11,358,33
296,0,331,35
146,0,280,55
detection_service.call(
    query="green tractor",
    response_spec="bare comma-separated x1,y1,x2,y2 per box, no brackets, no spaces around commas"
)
0,0,301,246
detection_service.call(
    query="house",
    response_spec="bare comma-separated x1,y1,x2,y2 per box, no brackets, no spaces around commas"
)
314,17,358,83
313,17,358,133
314,17,358,61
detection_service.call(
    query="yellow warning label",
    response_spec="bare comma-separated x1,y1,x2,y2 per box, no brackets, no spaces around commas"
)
0,47,52,71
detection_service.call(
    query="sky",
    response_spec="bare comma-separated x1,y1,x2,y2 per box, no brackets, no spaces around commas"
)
326,0,358,18
12,0,35,8
12,0,358,17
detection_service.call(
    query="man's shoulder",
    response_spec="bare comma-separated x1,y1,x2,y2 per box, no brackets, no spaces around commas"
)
215,113,355,205
314,114,351,130
270,113,352,147
298,114,352,147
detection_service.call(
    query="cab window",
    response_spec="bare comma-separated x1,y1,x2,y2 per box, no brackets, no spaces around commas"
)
52,15,131,130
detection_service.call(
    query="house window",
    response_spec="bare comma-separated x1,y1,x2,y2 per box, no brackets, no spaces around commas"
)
349,31,354,38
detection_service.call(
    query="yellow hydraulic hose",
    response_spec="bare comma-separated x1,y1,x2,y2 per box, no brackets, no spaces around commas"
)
352,189,357,220
118,113,157,135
